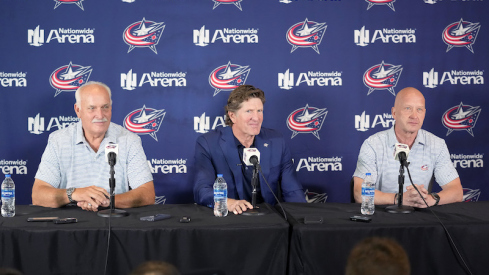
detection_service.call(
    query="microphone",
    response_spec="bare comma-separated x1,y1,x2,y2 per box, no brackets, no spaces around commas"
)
243,148,260,166
394,143,410,167
105,144,118,166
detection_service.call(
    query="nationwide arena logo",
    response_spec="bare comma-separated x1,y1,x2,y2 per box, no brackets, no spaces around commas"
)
286,19,327,54
354,26,416,46
0,160,28,175
124,105,165,141
212,0,243,11
463,188,481,202
148,158,187,174
193,26,258,46
355,111,394,132
442,18,480,53
0,72,27,87
49,62,92,96
54,0,84,11
194,113,227,133
296,156,342,172
423,68,484,88
208,61,250,96
451,153,483,169
27,25,95,47
123,18,165,54
28,113,79,135
442,102,481,137
287,104,328,139
121,69,187,90
363,61,403,96
366,0,396,11
278,69,342,90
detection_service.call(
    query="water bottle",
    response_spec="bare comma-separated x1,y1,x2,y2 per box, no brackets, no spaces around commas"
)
1,174,15,217
361,173,375,215
213,174,228,217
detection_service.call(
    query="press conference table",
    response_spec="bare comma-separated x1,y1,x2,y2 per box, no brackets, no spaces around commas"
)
282,202,489,275
0,204,289,275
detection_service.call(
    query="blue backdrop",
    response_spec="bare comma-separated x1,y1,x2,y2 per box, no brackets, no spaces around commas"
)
0,0,487,205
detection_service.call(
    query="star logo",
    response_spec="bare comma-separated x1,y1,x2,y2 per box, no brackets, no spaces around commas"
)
286,18,327,54
442,102,481,137
49,62,93,97
208,61,251,96
365,0,396,12
442,18,480,53
123,18,165,54
287,104,328,140
123,105,166,141
212,0,243,11
54,0,84,11
305,189,328,203
363,61,403,96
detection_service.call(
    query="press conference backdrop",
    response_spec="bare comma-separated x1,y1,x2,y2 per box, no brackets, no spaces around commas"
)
0,0,487,205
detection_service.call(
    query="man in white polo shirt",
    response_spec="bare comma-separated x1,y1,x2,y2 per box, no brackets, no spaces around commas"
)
353,87,463,208
32,81,155,211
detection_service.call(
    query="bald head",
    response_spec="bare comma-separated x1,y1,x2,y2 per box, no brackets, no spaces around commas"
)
394,87,425,110
392,87,426,137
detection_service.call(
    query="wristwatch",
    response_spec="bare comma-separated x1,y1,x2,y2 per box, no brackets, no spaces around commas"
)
66,187,76,203
430,193,440,206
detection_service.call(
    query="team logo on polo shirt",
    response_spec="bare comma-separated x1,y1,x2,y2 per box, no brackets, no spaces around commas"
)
123,18,165,54
366,0,396,11
442,102,481,137
442,19,480,53
363,61,403,96
463,188,480,202
286,19,327,54
213,0,243,11
54,0,84,11
287,104,328,140
124,105,166,141
209,61,250,96
49,62,92,97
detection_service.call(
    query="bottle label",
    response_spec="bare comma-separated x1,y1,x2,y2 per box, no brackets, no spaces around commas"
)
214,190,227,199
1,190,15,199
361,188,374,197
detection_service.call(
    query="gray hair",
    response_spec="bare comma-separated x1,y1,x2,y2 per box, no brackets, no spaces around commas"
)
75,81,112,106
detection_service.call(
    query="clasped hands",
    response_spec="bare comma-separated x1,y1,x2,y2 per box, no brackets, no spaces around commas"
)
402,184,433,208
71,186,110,212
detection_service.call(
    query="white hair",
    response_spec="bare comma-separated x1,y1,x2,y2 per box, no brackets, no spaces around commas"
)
75,81,112,106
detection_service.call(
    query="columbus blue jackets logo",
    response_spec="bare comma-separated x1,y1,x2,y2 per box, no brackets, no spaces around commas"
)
442,102,481,137
305,189,328,203
366,0,396,11
123,18,165,54
124,105,165,141
286,19,327,54
49,62,92,97
209,61,250,96
363,61,403,96
442,18,480,53
213,0,242,11
54,0,84,11
463,188,480,202
287,104,328,140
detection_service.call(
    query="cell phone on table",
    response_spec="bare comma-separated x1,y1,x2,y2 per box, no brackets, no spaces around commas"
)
140,214,171,222
53,218,78,224
27,217,59,222
350,215,372,223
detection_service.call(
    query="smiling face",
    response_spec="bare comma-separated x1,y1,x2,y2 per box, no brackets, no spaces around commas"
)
228,98,263,142
392,87,426,136
74,84,112,139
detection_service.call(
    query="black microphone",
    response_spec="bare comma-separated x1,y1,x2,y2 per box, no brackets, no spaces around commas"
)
108,152,117,166
249,155,259,166
105,144,118,167
394,143,410,167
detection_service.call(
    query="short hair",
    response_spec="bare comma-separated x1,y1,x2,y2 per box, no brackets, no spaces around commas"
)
75,81,112,106
224,85,266,126
345,237,410,275
129,261,180,275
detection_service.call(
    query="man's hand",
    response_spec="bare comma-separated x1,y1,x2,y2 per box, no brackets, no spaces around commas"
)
72,186,110,212
227,198,253,215
403,184,432,208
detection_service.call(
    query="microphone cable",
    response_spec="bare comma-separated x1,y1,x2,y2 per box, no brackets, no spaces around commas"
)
405,165,473,275
256,165,288,221
103,207,112,275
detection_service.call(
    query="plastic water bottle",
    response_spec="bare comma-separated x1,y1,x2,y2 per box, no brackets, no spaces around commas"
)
1,174,15,217
361,173,375,215
213,174,228,217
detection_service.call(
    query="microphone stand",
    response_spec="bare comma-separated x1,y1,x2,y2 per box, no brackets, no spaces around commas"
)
98,159,128,218
242,163,267,216
386,163,414,214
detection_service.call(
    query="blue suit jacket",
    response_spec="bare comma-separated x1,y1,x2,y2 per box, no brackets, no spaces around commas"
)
193,126,306,207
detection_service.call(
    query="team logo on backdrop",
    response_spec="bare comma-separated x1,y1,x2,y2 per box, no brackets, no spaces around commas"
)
193,26,258,46
124,105,165,141
0,160,27,175
54,0,84,11
304,189,328,203
121,69,187,90
27,25,95,47
354,26,416,46
0,72,27,87
442,102,481,137
423,68,484,88
355,111,394,132
278,69,342,90
442,18,480,53
286,19,327,54
366,0,396,11
148,159,187,174
123,18,165,54
194,113,227,133
451,153,483,169
287,104,327,140
463,188,481,202
213,0,243,11
122,0,135,2
363,61,403,96
49,62,92,96
209,61,250,96
296,156,342,172
28,113,79,135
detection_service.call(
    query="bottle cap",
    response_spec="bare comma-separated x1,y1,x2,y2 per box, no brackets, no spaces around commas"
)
217,174,223,177
366,173,371,176
5,174,11,178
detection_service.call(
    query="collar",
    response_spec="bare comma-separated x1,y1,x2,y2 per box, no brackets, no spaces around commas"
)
75,121,115,145
388,125,425,148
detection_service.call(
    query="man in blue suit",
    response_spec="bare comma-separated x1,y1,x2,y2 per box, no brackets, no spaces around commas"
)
193,85,306,214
